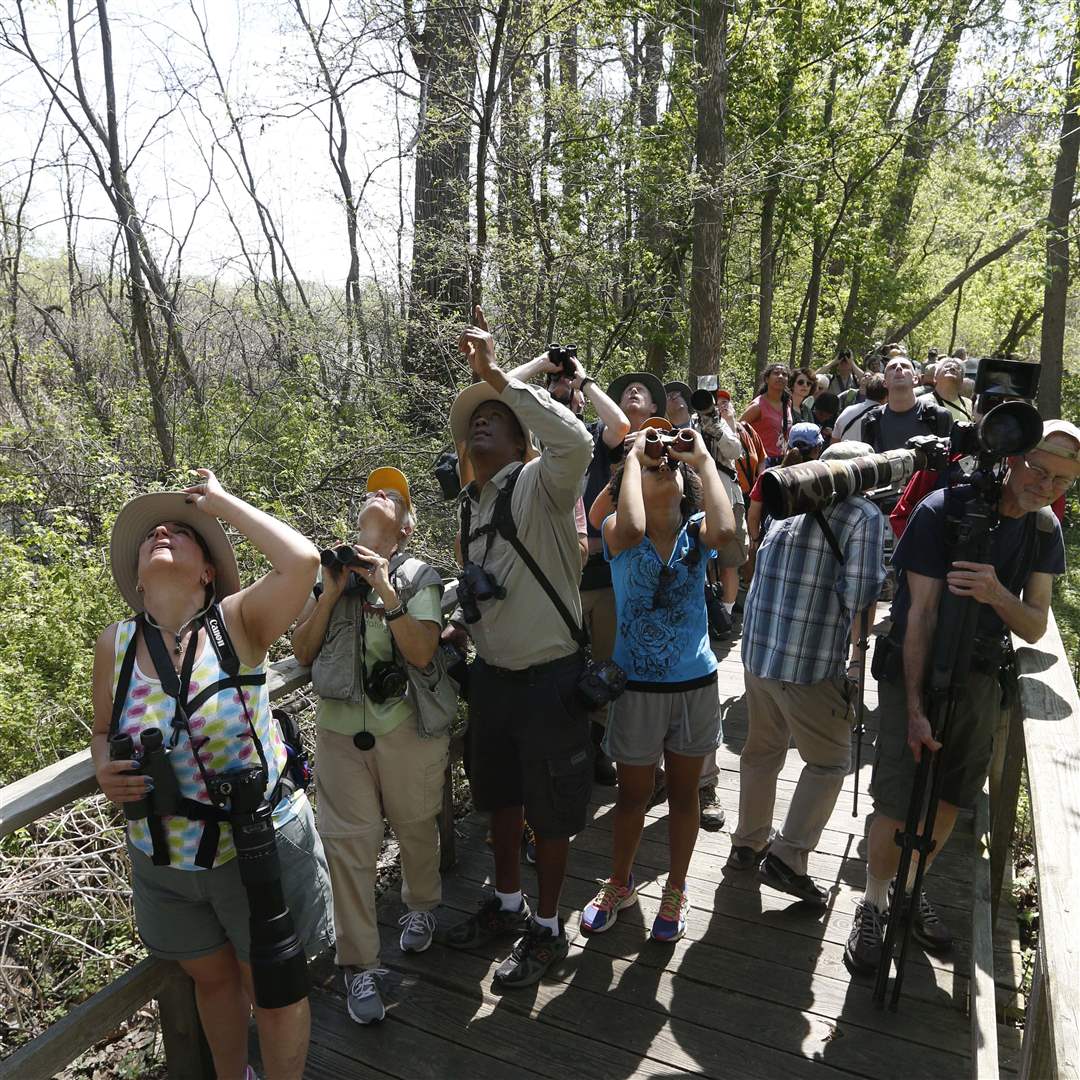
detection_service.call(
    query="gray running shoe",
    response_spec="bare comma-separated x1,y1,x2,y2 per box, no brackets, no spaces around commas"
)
343,966,388,1024
845,900,887,975
399,909,438,953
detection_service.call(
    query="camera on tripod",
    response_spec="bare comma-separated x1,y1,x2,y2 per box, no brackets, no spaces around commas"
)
456,562,505,623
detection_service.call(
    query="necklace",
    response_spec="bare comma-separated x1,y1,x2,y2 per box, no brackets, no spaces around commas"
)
145,604,210,655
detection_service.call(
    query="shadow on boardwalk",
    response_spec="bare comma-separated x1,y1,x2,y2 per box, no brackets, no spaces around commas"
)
296,607,1023,1079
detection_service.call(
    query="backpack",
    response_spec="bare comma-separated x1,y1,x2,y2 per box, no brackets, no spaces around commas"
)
735,422,767,495
862,401,952,453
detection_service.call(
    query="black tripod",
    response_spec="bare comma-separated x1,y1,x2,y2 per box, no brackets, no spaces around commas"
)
872,476,1000,1010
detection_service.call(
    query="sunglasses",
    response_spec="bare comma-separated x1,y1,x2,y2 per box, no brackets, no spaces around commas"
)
652,565,677,610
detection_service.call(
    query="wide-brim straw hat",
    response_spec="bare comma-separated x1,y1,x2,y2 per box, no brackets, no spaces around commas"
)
110,492,241,613
607,371,666,417
449,382,540,488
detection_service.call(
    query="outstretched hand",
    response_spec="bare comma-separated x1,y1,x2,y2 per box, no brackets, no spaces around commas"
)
183,468,228,517
458,304,498,381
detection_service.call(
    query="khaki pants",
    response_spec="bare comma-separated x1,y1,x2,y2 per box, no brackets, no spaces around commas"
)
315,722,449,968
581,587,616,728
733,671,851,876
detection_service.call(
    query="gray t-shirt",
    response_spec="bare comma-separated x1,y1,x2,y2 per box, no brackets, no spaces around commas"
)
866,398,952,452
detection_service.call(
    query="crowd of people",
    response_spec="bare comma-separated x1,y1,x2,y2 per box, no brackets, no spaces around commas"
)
91,319,1079,1078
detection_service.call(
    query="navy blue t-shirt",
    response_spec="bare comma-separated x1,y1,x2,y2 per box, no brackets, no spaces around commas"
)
889,486,1065,640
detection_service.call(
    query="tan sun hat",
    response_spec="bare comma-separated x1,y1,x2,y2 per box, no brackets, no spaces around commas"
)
448,382,540,466
366,466,412,511
110,492,241,613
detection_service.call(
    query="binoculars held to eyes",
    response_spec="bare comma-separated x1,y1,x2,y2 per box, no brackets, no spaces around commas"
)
547,344,578,378
643,428,696,463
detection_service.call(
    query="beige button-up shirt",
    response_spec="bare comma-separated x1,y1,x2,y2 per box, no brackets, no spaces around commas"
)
461,379,593,670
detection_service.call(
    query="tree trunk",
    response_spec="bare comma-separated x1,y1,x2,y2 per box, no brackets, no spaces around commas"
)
404,0,480,385
689,0,729,383
1039,17,1080,419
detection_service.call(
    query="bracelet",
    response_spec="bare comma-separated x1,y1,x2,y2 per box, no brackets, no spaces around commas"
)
384,603,406,622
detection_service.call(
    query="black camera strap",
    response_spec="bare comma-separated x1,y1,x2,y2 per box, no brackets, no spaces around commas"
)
485,464,590,652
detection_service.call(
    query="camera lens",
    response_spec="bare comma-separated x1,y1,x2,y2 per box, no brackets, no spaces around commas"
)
353,731,376,750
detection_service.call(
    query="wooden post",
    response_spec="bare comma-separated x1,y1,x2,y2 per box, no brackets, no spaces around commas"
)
155,962,214,1080
1019,943,1054,1079
970,786,999,1079
989,701,1025,924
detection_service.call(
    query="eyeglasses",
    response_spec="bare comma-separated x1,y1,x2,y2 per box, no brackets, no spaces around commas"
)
1022,458,1077,492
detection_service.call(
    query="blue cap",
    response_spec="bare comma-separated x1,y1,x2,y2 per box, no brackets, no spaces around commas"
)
787,422,824,449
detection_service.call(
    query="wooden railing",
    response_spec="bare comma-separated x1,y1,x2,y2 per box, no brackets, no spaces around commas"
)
1,614,1078,1080
0,658,312,1080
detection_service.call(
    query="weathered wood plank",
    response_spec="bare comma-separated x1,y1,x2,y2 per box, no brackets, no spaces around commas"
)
971,785,1000,1080
0,958,165,1080
1015,612,1080,1079
0,749,97,838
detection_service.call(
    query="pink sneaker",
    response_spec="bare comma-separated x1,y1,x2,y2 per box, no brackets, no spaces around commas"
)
581,874,638,934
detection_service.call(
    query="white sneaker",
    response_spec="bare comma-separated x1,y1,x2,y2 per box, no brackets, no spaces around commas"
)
399,909,438,953
343,966,388,1024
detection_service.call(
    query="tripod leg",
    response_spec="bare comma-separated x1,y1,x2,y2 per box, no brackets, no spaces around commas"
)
852,607,870,818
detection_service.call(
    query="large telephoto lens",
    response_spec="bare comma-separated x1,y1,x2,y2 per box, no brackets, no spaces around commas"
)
231,802,310,1009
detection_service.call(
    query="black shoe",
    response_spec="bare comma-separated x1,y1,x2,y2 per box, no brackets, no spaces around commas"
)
725,841,770,871
889,883,953,954
591,722,618,786
845,898,887,975
757,852,826,905
698,786,726,831
445,894,532,950
493,919,570,988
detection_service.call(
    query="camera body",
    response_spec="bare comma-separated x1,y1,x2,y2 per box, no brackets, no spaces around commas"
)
577,659,627,709
457,562,505,623
547,343,578,378
366,659,408,704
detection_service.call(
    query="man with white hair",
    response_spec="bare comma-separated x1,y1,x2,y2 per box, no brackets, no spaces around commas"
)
930,357,973,422
293,467,447,1025
729,440,885,904
847,418,1080,974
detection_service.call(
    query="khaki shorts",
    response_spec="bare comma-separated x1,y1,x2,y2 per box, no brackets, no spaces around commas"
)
603,676,721,765
715,501,749,569
871,671,1002,818
129,793,335,964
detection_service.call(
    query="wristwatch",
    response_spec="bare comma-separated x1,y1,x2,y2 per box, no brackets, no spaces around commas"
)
579,376,595,391
384,603,406,622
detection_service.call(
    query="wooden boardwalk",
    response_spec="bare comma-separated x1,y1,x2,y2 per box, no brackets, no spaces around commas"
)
299,609,1025,1079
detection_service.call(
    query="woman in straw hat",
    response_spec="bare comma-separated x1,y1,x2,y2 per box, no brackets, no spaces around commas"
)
91,469,332,1080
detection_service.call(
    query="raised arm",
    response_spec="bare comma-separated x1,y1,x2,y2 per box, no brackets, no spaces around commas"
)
603,433,648,556
668,429,735,549
185,469,320,665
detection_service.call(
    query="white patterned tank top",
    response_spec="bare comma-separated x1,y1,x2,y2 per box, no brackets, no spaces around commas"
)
111,617,297,869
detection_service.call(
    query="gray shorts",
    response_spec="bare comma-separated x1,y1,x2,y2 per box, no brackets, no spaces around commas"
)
603,678,721,765
715,501,749,569
129,793,335,964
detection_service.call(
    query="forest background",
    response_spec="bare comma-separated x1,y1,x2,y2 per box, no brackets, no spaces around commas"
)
1,0,1079,1069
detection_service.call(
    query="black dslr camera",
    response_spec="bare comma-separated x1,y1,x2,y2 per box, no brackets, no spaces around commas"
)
547,343,578,378
577,659,627,708
366,659,408,703
207,765,310,1009
456,562,505,623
